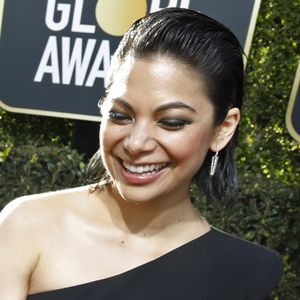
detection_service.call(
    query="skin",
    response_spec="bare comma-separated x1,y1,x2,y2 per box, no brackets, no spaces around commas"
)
101,56,214,204
0,56,239,299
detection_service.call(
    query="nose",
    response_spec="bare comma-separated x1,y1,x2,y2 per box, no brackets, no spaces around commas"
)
123,121,156,157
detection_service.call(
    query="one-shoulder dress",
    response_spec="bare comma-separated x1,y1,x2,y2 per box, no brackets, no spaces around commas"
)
27,228,282,300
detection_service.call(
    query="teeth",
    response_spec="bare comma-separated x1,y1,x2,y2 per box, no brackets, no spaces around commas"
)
149,164,155,172
122,161,167,174
137,166,143,173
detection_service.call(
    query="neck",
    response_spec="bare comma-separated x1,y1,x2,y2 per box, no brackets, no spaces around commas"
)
99,184,205,237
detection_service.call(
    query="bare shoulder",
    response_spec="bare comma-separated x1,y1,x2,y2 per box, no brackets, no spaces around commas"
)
0,186,96,299
0,187,96,300
0,185,95,248
1,185,93,221
0,184,103,247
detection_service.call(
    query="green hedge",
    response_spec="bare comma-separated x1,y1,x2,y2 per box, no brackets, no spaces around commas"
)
0,145,85,210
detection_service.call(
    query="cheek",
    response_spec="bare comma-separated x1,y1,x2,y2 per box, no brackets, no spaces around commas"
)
99,121,108,151
99,123,124,178
100,121,127,159
161,128,212,167
100,121,117,157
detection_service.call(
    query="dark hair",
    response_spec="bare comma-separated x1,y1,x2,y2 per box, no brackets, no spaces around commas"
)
86,8,245,203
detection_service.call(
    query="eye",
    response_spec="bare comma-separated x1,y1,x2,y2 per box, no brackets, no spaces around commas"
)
108,110,132,125
157,118,192,130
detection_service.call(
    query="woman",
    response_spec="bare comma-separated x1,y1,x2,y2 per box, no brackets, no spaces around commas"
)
0,8,282,300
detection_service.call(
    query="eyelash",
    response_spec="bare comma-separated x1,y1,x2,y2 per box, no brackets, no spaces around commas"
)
108,111,132,124
158,119,192,130
108,110,191,130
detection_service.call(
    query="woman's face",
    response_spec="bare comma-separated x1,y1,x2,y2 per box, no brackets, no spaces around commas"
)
100,56,216,204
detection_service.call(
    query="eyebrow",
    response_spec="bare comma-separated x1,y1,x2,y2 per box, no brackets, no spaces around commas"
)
112,98,134,112
112,98,196,113
155,102,196,113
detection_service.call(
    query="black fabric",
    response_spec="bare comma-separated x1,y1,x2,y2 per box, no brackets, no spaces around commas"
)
27,228,282,300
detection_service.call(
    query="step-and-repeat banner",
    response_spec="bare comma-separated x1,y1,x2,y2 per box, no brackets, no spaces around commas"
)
0,0,260,121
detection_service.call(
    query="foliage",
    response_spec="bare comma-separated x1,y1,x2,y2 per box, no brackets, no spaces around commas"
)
240,0,300,186
0,0,299,299
0,144,86,210
0,109,75,147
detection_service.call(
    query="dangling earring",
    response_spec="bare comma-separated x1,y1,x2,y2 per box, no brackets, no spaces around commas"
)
210,149,219,176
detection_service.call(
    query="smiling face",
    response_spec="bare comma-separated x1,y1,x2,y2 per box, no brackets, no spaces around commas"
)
100,56,217,204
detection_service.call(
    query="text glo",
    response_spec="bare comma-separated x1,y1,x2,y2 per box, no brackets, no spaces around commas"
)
34,0,190,88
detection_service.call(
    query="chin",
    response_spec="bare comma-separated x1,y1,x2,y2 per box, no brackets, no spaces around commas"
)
111,183,165,205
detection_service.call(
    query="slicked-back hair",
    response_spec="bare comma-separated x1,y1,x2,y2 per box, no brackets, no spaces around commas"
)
86,8,245,203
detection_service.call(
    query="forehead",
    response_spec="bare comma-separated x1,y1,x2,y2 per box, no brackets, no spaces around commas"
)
108,56,211,111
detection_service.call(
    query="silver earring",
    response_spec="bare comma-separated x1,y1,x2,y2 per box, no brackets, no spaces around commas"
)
210,150,219,176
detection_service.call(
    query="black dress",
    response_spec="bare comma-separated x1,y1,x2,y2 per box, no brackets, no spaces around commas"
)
27,228,282,300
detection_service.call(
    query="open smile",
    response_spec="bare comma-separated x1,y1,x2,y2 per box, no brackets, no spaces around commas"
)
118,159,169,185
122,161,168,174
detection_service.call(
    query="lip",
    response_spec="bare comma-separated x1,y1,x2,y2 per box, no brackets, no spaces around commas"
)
118,159,167,185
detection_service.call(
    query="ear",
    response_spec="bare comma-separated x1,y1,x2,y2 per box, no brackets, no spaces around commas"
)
210,107,240,152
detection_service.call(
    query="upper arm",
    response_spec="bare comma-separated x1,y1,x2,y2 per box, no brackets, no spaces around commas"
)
248,248,283,299
0,198,41,300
